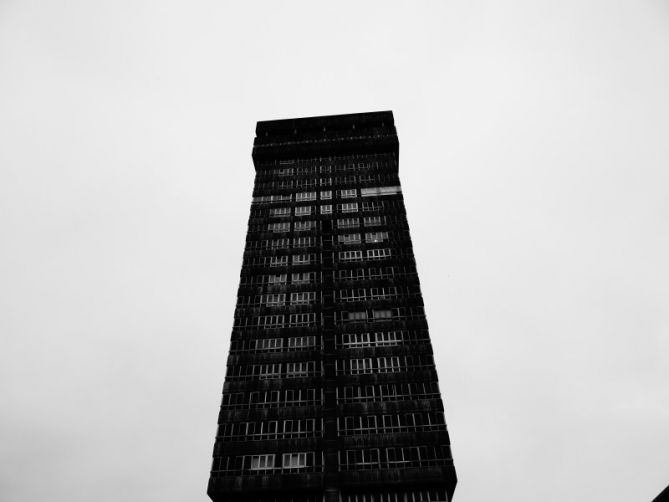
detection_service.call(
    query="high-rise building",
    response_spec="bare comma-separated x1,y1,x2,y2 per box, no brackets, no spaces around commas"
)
208,111,456,502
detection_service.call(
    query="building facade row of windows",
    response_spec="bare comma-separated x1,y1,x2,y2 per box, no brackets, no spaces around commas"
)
255,154,395,175
239,272,317,286
236,287,421,309
226,356,433,382
234,313,320,329
227,330,431,354
255,186,401,200
232,306,427,330
251,200,391,216
211,444,451,476
236,292,319,307
217,418,322,440
242,248,414,269
230,335,319,353
337,307,425,323
211,451,321,475
226,361,321,380
240,266,410,286
341,489,450,502
217,413,445,441
220,388,321,409
242,248,399,267
335,355,434,375
219,381,440,410
338,248,393,262
339,445,452,471
336,382,441,404
251,197,389,216
256,224,396,242
254,175,397,191
256,159,392,178
336,330,426,348
263,208,388,228
254,222,388,235
338,412,446,435
336,286,420,302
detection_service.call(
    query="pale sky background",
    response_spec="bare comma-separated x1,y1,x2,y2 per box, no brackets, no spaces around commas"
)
1,1,668,501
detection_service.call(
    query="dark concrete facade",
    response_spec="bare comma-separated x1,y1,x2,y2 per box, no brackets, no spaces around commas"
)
208,111,457,502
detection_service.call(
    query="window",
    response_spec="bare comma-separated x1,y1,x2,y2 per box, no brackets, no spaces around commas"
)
320,190,332,200
360,186,401,197
339,202,359,213
295,179,317,189
343,449,380,469
270,256,289,267
296,191,317,202
366,248,391,260
362,201,383,212
267,274,287,284
363,216,385,227
290,291,316,305
289,313,317,326
365,231,389,243
294,206,312,217
341,332,371,348
283,419,316,438
378,356,401,372
339,250,363,262
347,311,368,321
263,293,286,306
370,287,397,299
338,233,361,245
292,254,314,266
293,237,314,248
282,452,309,470
339,189,357,199
319,178,332,186
337,218,359,229
269,222,290,233
292,272,315,284
253,194,292,204
339,289,367,301
294,221,315,232
350,358,373,374
250,454,275,471
368,266,395,279
373,309,392,320
257,315,284,327
286,361,313,375
320,204,332,214
270,207,291,218
255,338,283,350
374,331,401,346
269,238,290,249
337,268,366,281
258,363,282,378
288,336,317,349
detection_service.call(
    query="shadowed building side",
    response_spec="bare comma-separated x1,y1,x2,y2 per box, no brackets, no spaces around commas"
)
208,111,457,502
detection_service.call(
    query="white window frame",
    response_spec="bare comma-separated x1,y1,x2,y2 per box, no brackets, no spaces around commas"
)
250,454,275,471
295,191,317,202
294,206,313,217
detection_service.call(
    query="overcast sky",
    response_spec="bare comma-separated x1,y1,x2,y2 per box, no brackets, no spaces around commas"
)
1,1,668,501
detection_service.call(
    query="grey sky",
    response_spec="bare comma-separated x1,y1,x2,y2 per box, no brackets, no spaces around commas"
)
1,1,668,501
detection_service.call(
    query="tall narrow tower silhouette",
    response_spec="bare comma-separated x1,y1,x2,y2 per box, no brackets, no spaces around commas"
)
208,111,457,502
